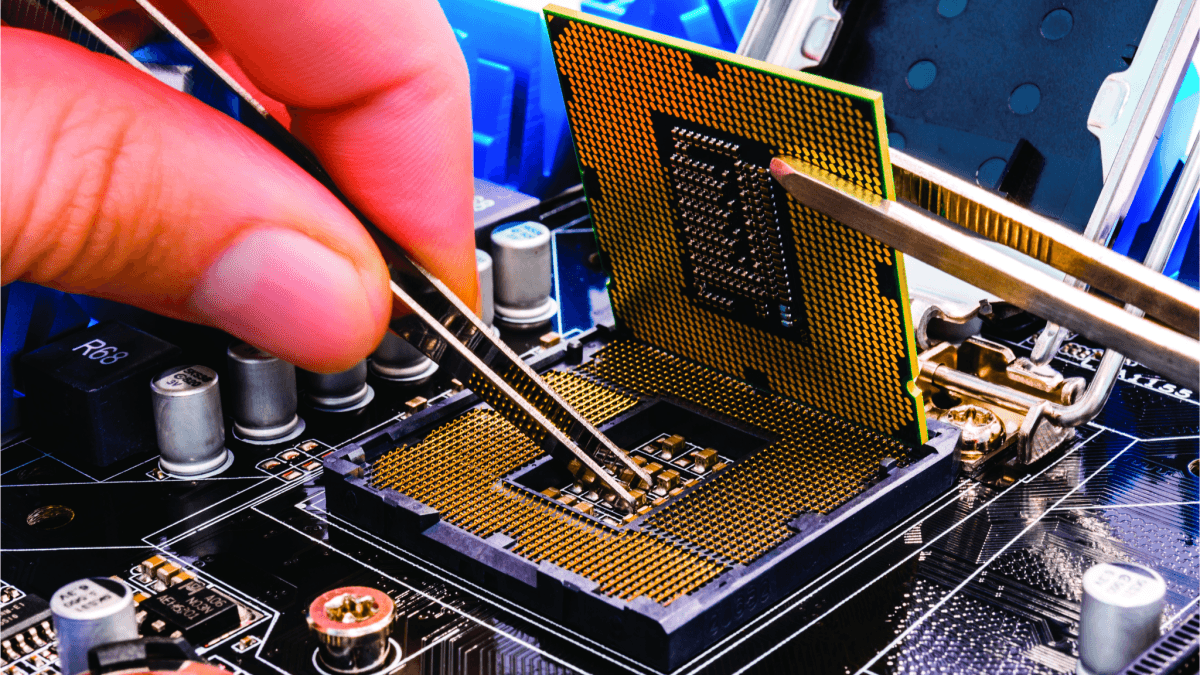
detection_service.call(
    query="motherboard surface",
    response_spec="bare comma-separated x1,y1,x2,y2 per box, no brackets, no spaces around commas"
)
1,2,1197,675
3,317,1196,675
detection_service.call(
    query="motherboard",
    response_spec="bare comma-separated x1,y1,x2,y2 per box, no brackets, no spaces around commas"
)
3,185,1197,674
2,0,1198,674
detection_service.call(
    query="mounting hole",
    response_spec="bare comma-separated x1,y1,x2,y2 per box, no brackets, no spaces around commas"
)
1009,83,1041,115
888,131,906,149
1189,459,1198,477
976,157,1007,189
1041,9,1073,40
27,505,74,530
937,0,966,18
906,60,937,91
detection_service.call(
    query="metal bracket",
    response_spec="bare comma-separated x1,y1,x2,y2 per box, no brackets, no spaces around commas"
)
736,0,842,71
920,338,1082,470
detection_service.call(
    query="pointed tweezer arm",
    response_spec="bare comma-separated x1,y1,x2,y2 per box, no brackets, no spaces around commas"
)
887,149,1200,339
770,156,1200,390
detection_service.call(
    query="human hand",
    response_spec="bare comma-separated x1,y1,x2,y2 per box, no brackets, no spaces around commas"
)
2,0,478,373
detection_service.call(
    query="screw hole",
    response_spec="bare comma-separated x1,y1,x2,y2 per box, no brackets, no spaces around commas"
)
906,60,937,91
26,504,75,530
1040,9,1073,40
937,0,966,18
1009,83,1041,115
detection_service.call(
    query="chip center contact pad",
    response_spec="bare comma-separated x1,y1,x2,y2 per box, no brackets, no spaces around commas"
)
654,114,810,342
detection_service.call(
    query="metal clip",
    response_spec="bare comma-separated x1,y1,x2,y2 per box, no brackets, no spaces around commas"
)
919,338,1084,470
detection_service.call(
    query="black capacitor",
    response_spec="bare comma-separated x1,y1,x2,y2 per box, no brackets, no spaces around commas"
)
226,343,304,442
151,365,229,477
564,340,584,365
18,321,181,466
301,361,373,412
368,331,438,384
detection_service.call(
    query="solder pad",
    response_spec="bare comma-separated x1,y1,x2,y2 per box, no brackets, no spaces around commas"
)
545,6,927,445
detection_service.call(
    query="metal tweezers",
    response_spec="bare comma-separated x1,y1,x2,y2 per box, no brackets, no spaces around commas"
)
7,0,654,509
771,154,1200,390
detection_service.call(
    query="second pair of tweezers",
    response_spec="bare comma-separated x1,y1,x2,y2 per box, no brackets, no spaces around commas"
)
771,152,1200,390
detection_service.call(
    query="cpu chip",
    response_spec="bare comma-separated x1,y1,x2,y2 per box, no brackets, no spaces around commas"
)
545,5,927,445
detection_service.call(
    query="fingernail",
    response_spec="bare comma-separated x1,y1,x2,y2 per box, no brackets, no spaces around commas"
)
190,229,385,369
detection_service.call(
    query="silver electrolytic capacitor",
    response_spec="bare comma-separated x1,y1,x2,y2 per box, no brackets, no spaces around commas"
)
1078,562,1166,675
476,248,495,327
301,361,374,412
151,365,232,477
490,221,557,329
227,343,305,444
308,586,396,673
51,578,138,675
368,331,438,384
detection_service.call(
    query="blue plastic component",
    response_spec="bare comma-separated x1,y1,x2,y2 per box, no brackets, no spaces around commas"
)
714,0,758,41
443,0,755,197
580,0,754,51
443,0,578,198
552,228,613,336
1111,64,1198,284
132,38,244,120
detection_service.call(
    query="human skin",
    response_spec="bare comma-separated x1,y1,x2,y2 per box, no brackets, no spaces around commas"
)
2,0,479,373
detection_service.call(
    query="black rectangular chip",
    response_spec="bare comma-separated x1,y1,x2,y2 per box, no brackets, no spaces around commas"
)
139,582,238,645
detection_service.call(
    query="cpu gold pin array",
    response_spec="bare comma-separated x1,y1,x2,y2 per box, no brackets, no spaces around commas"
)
580,341,908,564
368,372,723,604
368,340,912,603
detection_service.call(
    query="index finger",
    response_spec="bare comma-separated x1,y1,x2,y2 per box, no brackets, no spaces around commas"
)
185,0,479,311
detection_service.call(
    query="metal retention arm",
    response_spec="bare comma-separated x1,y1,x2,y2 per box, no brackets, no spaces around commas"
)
892,139,1199,427
770,157,1200,390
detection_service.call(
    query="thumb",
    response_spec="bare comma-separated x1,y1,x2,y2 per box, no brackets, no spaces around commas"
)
1,29,391,373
